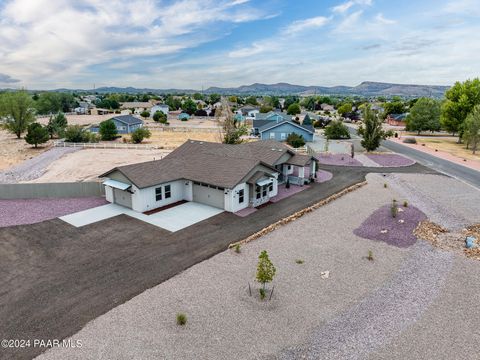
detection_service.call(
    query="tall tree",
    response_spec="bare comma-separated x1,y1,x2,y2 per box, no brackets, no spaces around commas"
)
441,78,480,142
358,106,393,151
181,98,197,115
287,103,301,115
25,122,49,148
46,112,68,138
256,250,276,291
337,103,353,116
0,90,36,138
463,105,480,154
382,101,406,119
99,119,118,140
406,98,441,134
216,97,248,144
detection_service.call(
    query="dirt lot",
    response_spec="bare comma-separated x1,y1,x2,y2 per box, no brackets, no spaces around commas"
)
123,129,221,148
36,114,114,126
26,148,171,183
0,129,52,171
414,136,480,161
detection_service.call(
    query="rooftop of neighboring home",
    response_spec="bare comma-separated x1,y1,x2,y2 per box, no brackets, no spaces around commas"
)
388,113,408,120
100,140,315,190
120,102,154,109
110,115,144,125
257,120,315,134
254,111,291,121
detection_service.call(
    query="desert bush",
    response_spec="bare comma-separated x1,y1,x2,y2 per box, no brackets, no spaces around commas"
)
324,120,351,140
403,201,408,207
286,133,305,148
130,127,151,143
295,259,304,264
176,313,187,326
367,250,374,261
234,244,241,253
403,137,417,144
391,200,398,218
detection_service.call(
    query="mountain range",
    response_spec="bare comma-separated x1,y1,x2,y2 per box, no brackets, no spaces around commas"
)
33,81,449,97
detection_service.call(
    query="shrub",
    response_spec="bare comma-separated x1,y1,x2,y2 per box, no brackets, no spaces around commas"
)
64,125,90,143
140,110,150,119
367,250,374,261
295,259,304,264
176,313,187,326
234,244,241,253
259,288,266,300
25,123,49,148
130,127,151,144
324,120,351,140
384,183,388,188
403,137,417,144
286,133,305,148
153,111,167,122
403,201,408,207
256,250,276,291
99,119,118,141
391,200,398,218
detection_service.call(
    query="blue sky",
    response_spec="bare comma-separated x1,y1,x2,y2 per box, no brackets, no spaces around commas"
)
0,0,479,89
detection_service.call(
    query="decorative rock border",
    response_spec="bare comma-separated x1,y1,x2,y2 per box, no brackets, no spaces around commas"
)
229,181,368,248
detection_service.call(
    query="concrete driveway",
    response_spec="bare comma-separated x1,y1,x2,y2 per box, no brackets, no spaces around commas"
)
60,202,224,232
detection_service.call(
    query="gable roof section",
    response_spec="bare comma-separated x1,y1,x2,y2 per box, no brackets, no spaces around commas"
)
258,120,315,134
111,115,143,125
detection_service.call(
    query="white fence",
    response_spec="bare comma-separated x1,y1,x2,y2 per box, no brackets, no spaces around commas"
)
53,140,172,150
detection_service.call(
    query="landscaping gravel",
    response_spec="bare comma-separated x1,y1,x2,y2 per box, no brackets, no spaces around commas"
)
0,147,78,183
384,173,479,230
315,170,333,183
353,204,427,248
0,197,108,227
365,153,415,167
279,241,454,360
317,153,363,166
355,154,380,167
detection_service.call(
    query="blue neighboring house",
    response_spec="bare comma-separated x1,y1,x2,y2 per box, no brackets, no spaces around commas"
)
90,115,144,134
258,120,315,142
252,111,292,135
178,113,191,120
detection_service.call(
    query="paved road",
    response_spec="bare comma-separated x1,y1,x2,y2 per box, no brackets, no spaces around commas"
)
347,126,480,188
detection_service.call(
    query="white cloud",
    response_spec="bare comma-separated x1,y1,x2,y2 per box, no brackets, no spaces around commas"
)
375,13,397,25
0,0,274,88
332,0,372,13
283,16,331,34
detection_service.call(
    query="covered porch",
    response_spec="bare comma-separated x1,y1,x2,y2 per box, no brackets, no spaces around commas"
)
276,156,317,186
246,171,278,208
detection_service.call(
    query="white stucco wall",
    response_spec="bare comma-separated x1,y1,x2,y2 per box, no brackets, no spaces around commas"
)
131,179,189,212
225,183,249,212
105,186,114,202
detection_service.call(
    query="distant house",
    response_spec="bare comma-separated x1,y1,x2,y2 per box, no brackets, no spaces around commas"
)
252,112,292,135
258,120,315,142
120,102,154,115
237,106,260,119
234,113,245,122
150,104,169,116
100,140,318,213
386,113,408,127
321,104,335,112
90,115,144,134
177,113,191,120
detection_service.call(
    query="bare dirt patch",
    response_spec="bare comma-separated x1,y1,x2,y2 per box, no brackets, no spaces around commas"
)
120,130,221,149
0,129,52,171
36,114,114,126
26,148,171,183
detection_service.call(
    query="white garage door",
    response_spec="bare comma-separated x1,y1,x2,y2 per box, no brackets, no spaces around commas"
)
192,183,225,209
113,188,132,209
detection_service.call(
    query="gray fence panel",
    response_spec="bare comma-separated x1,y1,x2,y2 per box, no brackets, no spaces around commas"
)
0,182,105,199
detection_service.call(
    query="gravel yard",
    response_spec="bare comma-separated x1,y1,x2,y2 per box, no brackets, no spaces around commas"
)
365,153,415,167
0,197,108,227
0,147,78,183
39,173,451,360
317,153,363,166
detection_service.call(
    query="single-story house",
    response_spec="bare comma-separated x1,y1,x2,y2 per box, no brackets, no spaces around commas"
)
100,140,317,213
237,106,260,118
252,112,292,135
258,120,315,142
386,113,408,127
120,102,154,115
178,113,190,120
90,115,144,134
150,104,169,116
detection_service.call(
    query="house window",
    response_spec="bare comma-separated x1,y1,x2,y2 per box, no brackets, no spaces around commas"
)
281,133,286,140
262,186,267,197
269,132,275,139
239,189,244,203
165,185,171,199
118,126,126,131
256,185,261,199
155,187,162,201
268,183,273,192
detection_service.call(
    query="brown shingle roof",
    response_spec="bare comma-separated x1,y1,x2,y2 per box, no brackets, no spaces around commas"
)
100,140,315,189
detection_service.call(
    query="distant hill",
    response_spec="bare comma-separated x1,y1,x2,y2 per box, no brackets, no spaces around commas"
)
12,81,448,98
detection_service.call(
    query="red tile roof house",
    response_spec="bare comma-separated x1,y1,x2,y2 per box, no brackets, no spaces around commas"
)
100,140,317,213
386,113,408,127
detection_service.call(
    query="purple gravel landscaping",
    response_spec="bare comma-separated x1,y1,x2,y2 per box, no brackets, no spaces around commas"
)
353,204,427,248
365,153,415,167
317,153,363,167
315,170,333,183
0,197,108,227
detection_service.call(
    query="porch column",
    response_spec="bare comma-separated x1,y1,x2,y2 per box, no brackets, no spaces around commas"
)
311,161,316,178
298,166,305,179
